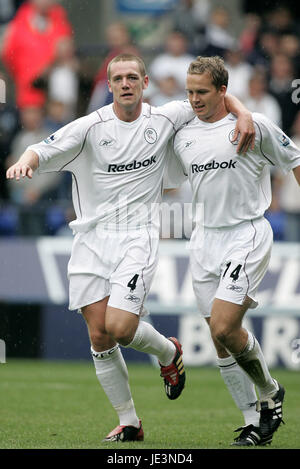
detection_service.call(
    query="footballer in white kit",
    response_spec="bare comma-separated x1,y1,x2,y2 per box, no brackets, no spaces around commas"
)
168,55,300,447
171,80,300,444
27,100,194,314
173,112,300,316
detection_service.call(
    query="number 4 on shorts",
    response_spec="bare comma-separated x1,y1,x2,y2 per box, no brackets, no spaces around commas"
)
127,274,139,291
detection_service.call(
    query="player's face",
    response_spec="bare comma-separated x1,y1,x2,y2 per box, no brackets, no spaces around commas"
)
108,61,148,110
186,72,226,122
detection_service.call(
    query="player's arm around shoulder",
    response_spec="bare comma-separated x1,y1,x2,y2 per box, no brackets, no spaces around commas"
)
156,99,195,129
225,93,255,154
6,149,39,181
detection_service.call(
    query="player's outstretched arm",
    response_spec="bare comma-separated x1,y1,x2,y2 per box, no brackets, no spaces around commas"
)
224,93,255,154
6,150,39,181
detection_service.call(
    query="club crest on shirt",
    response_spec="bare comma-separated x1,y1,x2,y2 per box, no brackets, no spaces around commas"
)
228,129,239,146
144,128,157,144
278,134,290,147
99,138,115,147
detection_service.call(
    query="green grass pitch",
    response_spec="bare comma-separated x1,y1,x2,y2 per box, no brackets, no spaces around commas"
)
0,359,299,449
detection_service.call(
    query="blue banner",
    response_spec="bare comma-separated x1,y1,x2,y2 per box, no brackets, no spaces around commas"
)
116,0,178,14
1,237,300,368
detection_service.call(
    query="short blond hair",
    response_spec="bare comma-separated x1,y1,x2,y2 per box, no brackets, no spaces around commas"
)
187,56,228,89
107,53,146,80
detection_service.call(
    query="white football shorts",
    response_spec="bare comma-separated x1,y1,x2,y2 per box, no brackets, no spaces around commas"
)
68,225,159,315
190,217,273,317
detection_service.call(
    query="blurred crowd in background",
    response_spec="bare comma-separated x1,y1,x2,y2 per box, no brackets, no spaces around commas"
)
0,0,300,241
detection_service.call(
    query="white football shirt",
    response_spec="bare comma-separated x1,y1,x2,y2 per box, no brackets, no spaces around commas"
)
172,112,300,228
27,101,194,233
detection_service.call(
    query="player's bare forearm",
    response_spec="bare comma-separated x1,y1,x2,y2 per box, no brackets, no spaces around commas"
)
293,165,300,186
224,93,255,154
6,149,39,180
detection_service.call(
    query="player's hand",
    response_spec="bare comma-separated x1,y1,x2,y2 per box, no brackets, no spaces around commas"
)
6,163,34,180
233,111,256,154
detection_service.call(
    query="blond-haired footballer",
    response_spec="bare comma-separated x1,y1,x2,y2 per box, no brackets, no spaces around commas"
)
169,56,300,446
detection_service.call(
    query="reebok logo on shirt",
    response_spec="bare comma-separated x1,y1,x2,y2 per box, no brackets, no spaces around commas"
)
191,159,237,173
108,155,157,172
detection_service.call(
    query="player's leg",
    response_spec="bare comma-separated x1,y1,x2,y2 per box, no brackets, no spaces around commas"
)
210,297,278,397
106,305,176,364
68,229,143,441
205,317,259,431
191,246,259,443
209,297,282,443
213,218,285,441
106,228,185,401
105,305,185,400
82,299,143,442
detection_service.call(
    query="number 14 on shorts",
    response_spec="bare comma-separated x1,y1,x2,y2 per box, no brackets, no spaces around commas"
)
222,262,242,282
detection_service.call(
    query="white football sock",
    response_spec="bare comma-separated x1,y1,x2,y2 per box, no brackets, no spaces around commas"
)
126,320,176,366
91,345,139,427
217,355,259,427
232,330,278,400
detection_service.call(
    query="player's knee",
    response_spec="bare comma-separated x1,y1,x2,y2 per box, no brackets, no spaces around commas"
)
210,321,233,347
105,309,138,346
89,329,108,349
105,322,133,346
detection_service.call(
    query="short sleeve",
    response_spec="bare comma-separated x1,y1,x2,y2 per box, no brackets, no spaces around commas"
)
27,113,99,173
253,112,300,174
163,138,188,189
155,100,194,131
